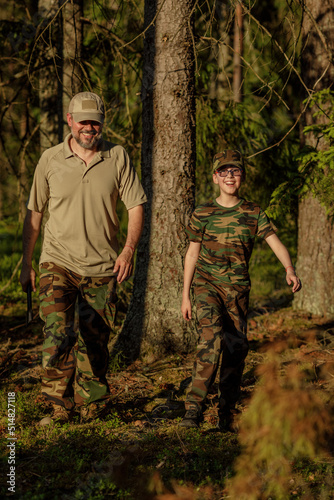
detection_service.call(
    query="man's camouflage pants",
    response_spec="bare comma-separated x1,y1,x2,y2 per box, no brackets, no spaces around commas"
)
39,262,117,409
185,277,249,414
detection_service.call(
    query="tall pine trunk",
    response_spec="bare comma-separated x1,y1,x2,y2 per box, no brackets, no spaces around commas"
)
38,0,62,152
18,91,30,222
62,0,83,136
117,0,196,361
232,2,243,103
209,1,232,109
294,0,334,316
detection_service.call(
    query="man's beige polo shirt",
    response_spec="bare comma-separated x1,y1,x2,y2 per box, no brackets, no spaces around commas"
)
28,134,147,277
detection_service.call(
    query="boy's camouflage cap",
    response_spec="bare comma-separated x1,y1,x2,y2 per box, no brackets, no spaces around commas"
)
212,150,244,173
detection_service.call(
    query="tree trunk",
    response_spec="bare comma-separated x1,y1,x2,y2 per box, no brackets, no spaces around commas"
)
62,0,83,137
18,92,30,222
294,0,334,317
0,161,3,220
209,1,232,109
39,0,62,152
232,2,243,103
116,0,196,361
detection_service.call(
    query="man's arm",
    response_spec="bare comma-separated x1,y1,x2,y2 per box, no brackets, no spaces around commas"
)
265,233,302,293
19,210,43,292
113,204,145,284
181,241,201,321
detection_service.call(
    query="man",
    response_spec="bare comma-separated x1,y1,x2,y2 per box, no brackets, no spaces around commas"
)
20,92,147,423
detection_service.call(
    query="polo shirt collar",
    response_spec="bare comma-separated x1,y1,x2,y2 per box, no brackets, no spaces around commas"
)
64,134,74,159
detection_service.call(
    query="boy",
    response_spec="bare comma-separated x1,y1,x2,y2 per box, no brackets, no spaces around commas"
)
180,150,301,431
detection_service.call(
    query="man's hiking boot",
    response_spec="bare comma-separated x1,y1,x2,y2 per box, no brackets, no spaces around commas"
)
179,406,202,428
39,403,72,425
51,403,72,423
80,401,110,423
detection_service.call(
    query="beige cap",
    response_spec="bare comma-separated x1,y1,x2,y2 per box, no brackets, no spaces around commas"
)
68,92,105,124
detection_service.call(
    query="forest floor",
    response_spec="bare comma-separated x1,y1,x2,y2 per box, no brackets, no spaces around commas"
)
0,295,333,500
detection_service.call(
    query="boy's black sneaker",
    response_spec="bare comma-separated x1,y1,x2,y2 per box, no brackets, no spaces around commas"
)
179,406,202,428
217,410,239,433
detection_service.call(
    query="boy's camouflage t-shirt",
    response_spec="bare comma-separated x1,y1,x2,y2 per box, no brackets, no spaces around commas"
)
186,198,276,286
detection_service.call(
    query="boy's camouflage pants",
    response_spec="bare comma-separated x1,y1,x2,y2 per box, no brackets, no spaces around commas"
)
39,262,117,409
185,277,249,414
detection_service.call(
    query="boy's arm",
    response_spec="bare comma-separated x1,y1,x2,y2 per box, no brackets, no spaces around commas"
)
265,233,302,293
181,241,201,321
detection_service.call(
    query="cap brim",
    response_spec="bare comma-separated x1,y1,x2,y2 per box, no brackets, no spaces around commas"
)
72,112,104,124
213,161,243,173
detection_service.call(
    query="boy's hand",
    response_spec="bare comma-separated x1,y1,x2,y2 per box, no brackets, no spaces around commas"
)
286,269,302,293
181,297,192,321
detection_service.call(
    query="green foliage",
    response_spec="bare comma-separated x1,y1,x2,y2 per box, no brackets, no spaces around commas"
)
0,387,43,428
0,219,40,301
73,477,131,499
109,351,126,373
268,89,334,220
297,90,334,217
249,234,297,304
227,346,332,499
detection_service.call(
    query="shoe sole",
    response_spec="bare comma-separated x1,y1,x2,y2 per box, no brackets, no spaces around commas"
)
179,420,199,428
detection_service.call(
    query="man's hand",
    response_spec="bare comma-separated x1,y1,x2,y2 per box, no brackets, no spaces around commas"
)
20,209,43,293
20,263,37,293
113,246,134,283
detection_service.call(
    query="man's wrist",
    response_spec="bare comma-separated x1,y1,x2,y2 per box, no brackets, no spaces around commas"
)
124,244,135,253
22,259,32,267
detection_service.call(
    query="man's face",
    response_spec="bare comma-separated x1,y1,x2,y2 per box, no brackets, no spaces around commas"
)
67,114,103,150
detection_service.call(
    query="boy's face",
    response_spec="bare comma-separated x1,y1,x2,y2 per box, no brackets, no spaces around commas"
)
213,165,243,195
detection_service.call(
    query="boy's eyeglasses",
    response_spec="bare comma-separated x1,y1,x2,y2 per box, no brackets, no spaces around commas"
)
215,167,242,177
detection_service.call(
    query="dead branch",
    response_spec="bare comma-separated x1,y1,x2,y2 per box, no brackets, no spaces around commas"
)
247,94,313,159
239,1,311,97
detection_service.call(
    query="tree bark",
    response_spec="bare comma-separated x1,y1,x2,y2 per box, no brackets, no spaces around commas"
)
62,0,83,136
38,0,62,152
294,0,334,317
18,92,30,222
116,0,196,361
209,1,233,108
232,2,243,103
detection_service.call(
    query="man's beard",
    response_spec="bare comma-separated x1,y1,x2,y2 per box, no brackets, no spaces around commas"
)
72,128,102,150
